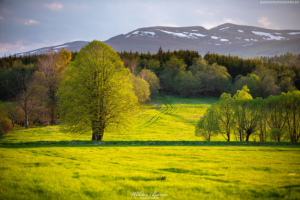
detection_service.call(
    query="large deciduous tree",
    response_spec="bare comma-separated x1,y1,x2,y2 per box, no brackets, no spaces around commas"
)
57,40,138,141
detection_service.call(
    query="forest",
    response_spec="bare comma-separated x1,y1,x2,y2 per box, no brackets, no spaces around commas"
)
0,46,300,142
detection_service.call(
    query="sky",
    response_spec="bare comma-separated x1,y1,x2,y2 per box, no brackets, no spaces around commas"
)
0,0,300,56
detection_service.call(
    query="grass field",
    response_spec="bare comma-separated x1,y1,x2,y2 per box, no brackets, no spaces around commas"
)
1,96,300,200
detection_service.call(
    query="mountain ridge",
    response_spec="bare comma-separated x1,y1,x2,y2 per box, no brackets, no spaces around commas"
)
12,23,300,58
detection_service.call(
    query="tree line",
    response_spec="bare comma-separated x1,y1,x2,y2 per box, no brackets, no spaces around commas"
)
0,46,299,135
1,48,299,100
196,86,300,142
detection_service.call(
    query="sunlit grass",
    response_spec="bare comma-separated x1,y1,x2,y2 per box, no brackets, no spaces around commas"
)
1,96,218,143
1,96,300,199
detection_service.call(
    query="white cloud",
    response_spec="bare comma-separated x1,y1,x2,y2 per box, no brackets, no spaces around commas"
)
196,8,207,15
24,19,39,25
0,41,25,54
0,41,55,56
44,2,63,10
258,17,271,27
0,16,4,20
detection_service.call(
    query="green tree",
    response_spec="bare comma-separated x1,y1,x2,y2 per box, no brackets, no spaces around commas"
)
233,85,253,100
159,56,187,94
57,40,138,141
269,128,285,142
195,106,219,141
281,90,300,142
138,69,160,96
131,75,150,104
191,59,231,96
266,95,286,134
232,74,260,98
233,86,260,142
174,71,196,97
256,98,268,142
146,59,160,74
253,65,280,98
216,93,234,141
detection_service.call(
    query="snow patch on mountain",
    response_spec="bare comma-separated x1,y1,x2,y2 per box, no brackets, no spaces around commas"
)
129,31,156,38
219,27,229,31
54,45,68,49
287,32,300,35
211,36,219,39
220,39,229,41
243,43,253,47
188,33,207,37
157,30,207,39
238,30,244,33
252,31,285,40
157,29,190,38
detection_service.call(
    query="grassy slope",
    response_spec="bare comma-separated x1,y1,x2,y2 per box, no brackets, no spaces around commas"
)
1,96,300,200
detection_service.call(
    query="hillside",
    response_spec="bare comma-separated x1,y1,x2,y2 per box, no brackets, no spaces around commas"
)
105,23,300,57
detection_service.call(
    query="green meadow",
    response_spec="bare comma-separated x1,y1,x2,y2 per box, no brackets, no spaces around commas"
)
1,96,300,200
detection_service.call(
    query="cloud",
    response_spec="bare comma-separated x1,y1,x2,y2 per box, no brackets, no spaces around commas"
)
258,17,271,27
44,2,63,10
196,8,207,15
0,41,25,54
0,15,4,20
24,19,39,25
0,41,55,56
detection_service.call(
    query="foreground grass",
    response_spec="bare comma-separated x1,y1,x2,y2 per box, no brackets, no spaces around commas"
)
1,96,300,199
1,146,300,200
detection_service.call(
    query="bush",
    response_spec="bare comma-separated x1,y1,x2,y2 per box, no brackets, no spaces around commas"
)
0,117,13,134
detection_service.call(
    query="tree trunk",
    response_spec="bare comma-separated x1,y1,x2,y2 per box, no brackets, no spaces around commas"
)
91,120,104,141
246,133,250,142
49,99,56,124
92,133,103,141
25,111,29,129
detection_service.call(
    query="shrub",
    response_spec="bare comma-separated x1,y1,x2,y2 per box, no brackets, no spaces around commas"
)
0,117,13,134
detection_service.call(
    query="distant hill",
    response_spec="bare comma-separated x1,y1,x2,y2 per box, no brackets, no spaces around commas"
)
14,41,90,57
14,23,300,58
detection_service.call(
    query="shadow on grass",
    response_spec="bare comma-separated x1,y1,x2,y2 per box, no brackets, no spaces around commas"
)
0,140,300,148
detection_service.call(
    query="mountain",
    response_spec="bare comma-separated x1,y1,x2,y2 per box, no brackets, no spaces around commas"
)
14,23,300,58
105,23,300,58
14,41,90,57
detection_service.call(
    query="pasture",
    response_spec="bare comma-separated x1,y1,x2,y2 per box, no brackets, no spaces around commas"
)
1,96,300,200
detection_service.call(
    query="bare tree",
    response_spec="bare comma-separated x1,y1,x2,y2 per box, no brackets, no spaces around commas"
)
38,48,71,123
122,58,138,75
